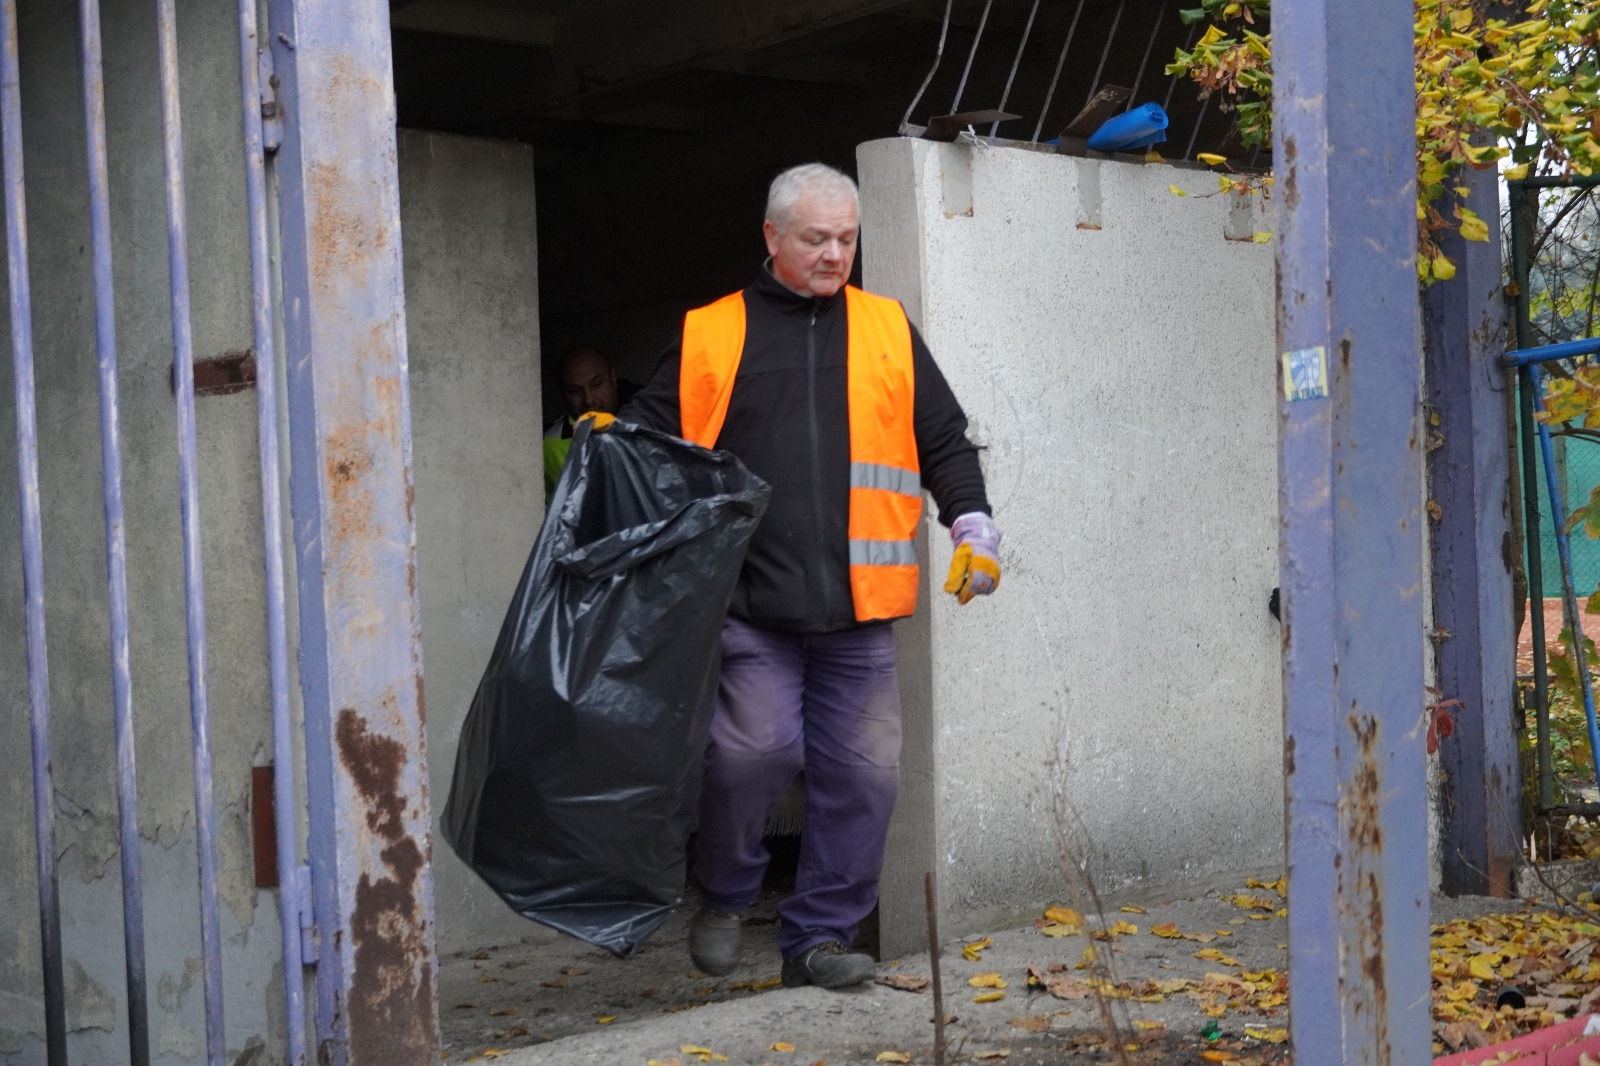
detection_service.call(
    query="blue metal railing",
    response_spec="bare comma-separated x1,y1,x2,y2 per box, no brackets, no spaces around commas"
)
1507,337,1600,795
234,0,308,1060
154,1,228,1061
76,0,151,1062
1,0,68,1061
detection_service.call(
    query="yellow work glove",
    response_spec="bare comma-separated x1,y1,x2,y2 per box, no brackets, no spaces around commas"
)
580,410,616,432
943,512,1001,604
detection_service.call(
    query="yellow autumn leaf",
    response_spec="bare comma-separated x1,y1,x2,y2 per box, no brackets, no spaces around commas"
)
1152,923,1182,938
595,1016,617,1024
1134,1020,1166,1031
1197,24,1227,47
1197,152,1228,166
1200,1052,1238,1063
963,937,993,961
1040,924,1077,938
1043,906,1080,926
480,1053,505,1061
1467,954,1500,981
1246,1026,1290,1044
1195,948,1242,966
771,1043,796,1053
1431,254,1457,281
973,990,1006,1003
1458,209,1490,242
969,972,1008,988
1251,231,1272,244
1168,184,1188,197
1120,905,1147,914
681,1047,714,1056
1111,920,1138,936
875,1054,911,1064
1504,163,1529,181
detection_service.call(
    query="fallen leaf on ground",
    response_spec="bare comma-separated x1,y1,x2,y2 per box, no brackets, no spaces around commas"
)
1195,948,1242,966
595,1016,617,1024
560,966,589,976
646,1060,683,1066
974,991,1006,1003
494,1026,529,1040
1044,906,1081,925
1200,1052,1238,1063
479,1052,505,1061
876,973,930,993
486,1007,517,1017
1133,1020,1165,1031
1244,1026,1289,1044
1121,905,1147,914
963,937,993,961
1010,1015,1051,1033
874,1054,911,1064
454,1002,480,1010
540,976,568,989
972,1051,1011,1060
969,973,1007,989
770,1043,796,1052
1152,923,1182,938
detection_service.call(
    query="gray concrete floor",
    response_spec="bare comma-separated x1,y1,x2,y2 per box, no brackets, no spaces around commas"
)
436,868,1535,1065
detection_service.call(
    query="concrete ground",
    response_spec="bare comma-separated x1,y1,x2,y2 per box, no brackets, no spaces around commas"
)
436,870,1534,1066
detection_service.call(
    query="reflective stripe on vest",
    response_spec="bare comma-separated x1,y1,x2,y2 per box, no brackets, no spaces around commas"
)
679,285,922,622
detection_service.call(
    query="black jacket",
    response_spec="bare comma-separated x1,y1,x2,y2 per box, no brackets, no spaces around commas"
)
620,267,991,633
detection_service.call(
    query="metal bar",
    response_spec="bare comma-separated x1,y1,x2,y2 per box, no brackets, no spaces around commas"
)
925,873,945,1066
154,0,226,1061
1511,184,1555,810
0,2,67,1062
1124,0,1167,110
1183,93,1211,160
1507,336,1600,366
1161,22,1200,113
1518,175,1600,189
1274,0,1430,1058
988,0,1041,137
1530,362,1600,789
1083,0,1125,112
77,0,152,1056
900,0,954,133
268,0,441,1059
949,0,995,116
1422,163,1521,897
1032,0,1086,142
235,0,308,1061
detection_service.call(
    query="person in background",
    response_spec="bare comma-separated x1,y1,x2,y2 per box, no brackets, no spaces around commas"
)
615,162,1002,990
543,345,636,500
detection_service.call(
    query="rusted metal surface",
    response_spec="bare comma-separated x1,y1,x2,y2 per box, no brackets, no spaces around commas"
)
1273,0,1432,1061
168,349,258,397
268,0,439,1062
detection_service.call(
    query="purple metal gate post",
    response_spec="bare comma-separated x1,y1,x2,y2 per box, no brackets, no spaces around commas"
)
0,1,68,1062
1273,0,1431,1062
1422,164,1521,897
77,0,152,1061
265,0,440,1062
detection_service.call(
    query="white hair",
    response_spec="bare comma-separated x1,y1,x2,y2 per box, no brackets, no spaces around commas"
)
765,163,859,232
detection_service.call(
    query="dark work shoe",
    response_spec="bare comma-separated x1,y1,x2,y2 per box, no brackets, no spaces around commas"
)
781,941,876,989
689,908,743,976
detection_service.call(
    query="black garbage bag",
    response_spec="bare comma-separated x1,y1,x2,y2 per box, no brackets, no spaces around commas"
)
442,419,769,957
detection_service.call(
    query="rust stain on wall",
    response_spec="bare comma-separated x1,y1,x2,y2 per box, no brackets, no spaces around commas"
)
1340,710,1390,1064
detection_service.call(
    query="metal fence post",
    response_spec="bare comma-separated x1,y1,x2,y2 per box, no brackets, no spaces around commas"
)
1273,0,1431,1062
1423,164,1522,897
265,1,440,1062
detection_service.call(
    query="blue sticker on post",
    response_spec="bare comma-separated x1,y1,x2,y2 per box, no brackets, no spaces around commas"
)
1283,346,1328,402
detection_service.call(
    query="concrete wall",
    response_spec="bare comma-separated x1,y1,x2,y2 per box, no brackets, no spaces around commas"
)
857,138,1283,954
397,129,546,956
0,4,542,1055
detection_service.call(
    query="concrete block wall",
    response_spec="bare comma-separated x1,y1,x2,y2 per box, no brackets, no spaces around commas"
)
857,138,1283,955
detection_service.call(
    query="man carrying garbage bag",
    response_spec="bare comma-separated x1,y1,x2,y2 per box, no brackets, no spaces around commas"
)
615,162,1001,990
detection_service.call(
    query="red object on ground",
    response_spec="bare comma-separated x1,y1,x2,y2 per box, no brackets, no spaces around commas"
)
1433,1015,1600,1066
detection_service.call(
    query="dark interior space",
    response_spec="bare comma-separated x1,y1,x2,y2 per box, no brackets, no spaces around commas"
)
389,0,1246,424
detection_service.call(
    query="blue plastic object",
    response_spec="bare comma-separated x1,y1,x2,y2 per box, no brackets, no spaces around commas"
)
1087,103,1169,152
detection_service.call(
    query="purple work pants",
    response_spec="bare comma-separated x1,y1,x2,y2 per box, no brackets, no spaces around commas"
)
694,616,902,958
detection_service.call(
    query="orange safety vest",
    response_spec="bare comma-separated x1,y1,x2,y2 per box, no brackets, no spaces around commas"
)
678,286,923,622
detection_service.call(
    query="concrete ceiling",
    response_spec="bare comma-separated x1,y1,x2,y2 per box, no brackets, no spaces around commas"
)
389,0,1241,158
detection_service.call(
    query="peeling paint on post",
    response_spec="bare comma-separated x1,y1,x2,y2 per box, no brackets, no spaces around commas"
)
266,1,439,1063
1274,0,1431,1062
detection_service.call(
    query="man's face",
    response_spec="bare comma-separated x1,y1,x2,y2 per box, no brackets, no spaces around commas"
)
561,351,619,419
764,191,859,298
